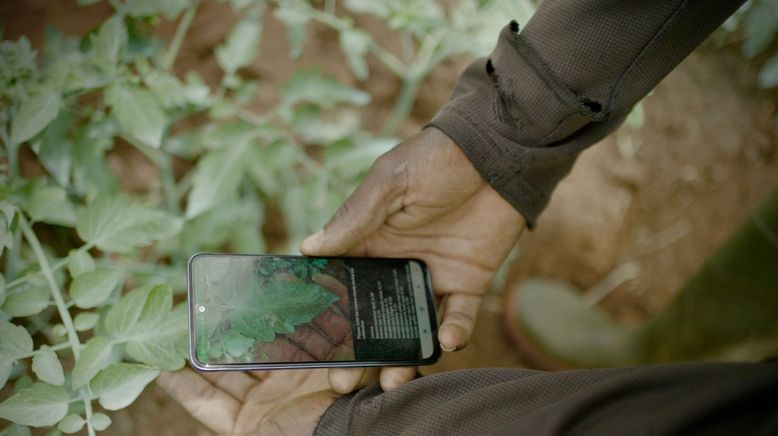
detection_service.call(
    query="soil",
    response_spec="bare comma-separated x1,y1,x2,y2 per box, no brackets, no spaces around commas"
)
2,1,777,435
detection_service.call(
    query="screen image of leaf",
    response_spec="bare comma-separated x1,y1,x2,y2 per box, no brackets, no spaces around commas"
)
194,257,340,362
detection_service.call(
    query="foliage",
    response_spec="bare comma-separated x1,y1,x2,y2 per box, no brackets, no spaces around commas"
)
193,257,337,363
0,0,534,433
720,0,778,89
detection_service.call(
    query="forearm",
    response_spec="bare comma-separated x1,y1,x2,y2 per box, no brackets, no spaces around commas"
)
430,0,746,227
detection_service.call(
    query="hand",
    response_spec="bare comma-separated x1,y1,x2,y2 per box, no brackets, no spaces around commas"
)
300,127,526,393
157,368,337,435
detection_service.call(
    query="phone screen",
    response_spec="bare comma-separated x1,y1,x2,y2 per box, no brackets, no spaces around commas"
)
188,254,439,369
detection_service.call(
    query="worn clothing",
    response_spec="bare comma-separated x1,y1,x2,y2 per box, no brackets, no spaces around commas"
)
430,0,744,227
313,1,778,435
315,363,778,435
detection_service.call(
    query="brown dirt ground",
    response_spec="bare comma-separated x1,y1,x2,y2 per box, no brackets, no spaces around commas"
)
3,0,777,434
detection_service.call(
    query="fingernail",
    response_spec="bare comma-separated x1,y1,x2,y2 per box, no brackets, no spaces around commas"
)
300,230,324,252
440,343,456,352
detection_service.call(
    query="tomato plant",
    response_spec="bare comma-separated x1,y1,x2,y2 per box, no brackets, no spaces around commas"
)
0,0,533,433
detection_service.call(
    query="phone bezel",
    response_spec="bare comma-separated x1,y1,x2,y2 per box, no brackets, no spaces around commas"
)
187,253,441,371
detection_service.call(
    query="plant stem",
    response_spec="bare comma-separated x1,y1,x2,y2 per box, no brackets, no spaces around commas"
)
5,243,94,292
18,214,96,436
163,0,200,71
15,341,75,360
381,74,422,136
306,6,406,76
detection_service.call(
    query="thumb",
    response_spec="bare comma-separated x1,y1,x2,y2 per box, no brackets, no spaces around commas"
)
300,155,406,256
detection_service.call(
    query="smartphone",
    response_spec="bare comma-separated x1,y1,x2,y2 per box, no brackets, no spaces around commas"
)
187,253,440,370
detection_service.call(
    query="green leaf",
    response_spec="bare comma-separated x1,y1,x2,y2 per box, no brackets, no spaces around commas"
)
223,331,255,357
274,2,309,59
67,249,95,278
216,9,262,73
10,87,62,144
194,259,339,358
74,312,100,331
143,70,189,109
0,203,16,257
339,28,370,80
185,141,250,219
0,321,33,387
51,324,68,337
758,54,778,89
26,185,77,227
89,363,159,410
69,268,122,309
76,195,183,253
92,15,127,65
57,414,85,434
106,83,166,148
0,274,6,306
0,382,69,427
281,69,370,108
31,346,65,386
743,1,778,57
90,412,111,431
3,286,49,318
1,423,32,436
70,336,114,389
105,284,187,370
126,0,189,19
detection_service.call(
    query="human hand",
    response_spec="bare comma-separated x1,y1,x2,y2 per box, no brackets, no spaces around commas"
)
157,368,337,435
300,127,526,393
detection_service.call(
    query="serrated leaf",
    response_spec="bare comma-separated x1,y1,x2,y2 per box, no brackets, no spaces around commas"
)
281,69,370,108
76,195,182,253
31,346,65,386
105,284,187,370
74,312,100,331
10,87,62,144
0,322,33,387
184,142,249,219
57,413,85,434
216,9,262,73
106,83,166,148
194,258,339,359
69,268,122,309
339,28,370,80
143,70,188,109
70,336,114,389
3,286,49,318
27,185,77,227
92,15,127,65
67,249,95,278
0,382,69,427
89,363,159,410
274,2,308,59
90,412,111,431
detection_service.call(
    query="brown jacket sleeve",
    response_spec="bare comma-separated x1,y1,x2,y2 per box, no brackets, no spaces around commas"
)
429,0,746,227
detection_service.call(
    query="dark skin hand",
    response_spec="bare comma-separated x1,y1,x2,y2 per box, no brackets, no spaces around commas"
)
159,127,526,434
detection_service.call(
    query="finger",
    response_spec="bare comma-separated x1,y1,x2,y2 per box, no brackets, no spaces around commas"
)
201,371,256,401
156,369,239,435
300,154,406,256
439,293,482,351
379,366,417,391
328,366,380,394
